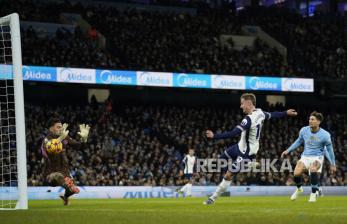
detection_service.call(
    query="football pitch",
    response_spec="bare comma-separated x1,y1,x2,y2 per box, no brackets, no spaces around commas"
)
1,196,347,224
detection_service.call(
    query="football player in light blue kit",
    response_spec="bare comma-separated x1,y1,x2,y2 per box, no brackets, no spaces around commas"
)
281,111,336,202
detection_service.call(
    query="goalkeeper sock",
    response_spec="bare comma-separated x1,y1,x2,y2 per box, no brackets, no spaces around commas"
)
63,177,80,194
210,178,231,201
310,172,319,193
294,176,302,189
64,188,74,198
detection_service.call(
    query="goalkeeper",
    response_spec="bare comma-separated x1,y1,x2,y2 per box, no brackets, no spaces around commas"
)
40,117,90,206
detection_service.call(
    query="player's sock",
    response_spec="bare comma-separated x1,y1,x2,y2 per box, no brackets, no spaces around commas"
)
310,172,319,193
64,188,74,198
210,178,231,201
180,184,188,193
63,177,80,194
186,183,192,196
294,176,302,189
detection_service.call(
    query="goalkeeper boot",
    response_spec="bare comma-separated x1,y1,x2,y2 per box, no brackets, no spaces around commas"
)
59,194,69,206
290,187,303,201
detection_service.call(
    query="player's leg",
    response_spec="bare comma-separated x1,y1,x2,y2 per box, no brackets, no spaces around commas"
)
177,174,192,196
317,170,324,197
185,177,193,197
46,172,79,193
293,161,306,189
290,161,306,200
47,172,65,186
63,176,80,195
60,177,80,206
47,172,79,205
204,145,239,205
308,159,323,202
47,172,70,205
206,170,233,204
177,180,187,194
184,174,194,197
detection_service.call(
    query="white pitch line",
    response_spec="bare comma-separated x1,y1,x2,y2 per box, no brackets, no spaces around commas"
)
27,207,347,214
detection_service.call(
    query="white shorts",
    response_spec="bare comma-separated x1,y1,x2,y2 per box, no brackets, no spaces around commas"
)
299,155,324,173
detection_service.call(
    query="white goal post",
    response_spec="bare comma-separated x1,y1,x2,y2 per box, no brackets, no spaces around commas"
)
0,13,28,210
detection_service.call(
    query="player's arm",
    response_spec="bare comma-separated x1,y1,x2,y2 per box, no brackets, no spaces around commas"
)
281,127,304,158
57,123,69,142
40,137,49,158
193,157,197,173
179,155,187,176
77,124,91,143
263,109,297,120
66,124,91,147
325,134,336,174
206,116,251,140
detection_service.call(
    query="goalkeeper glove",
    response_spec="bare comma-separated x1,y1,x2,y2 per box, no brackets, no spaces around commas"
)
78,124,90,143
57,123,69,142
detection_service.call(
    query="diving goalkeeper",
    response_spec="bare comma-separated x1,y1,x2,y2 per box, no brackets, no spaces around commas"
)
40,117,90,206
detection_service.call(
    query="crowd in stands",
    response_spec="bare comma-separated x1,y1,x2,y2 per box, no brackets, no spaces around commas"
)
2,1,347,78
239,7,347,79
85,6,285,75
2,1,346,79
25,101,347,187
21,26,116,69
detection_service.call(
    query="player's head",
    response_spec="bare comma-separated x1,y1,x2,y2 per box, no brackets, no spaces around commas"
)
309,111,324,128
188,148,195,156
47,117,63,136
240,93,256,114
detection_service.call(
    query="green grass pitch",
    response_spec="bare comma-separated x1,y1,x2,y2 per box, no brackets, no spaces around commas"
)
1,196,347,224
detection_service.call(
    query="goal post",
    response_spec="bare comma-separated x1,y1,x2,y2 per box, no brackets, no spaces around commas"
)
0,13,28,210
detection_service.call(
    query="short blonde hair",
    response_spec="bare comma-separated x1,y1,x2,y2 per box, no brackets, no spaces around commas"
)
240,93,256,106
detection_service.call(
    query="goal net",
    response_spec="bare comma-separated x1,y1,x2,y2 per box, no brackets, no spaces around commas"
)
0,13,27,210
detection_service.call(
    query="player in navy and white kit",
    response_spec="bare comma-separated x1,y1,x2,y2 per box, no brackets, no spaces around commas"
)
203,93,297,205
281,111,336,202
177,149,196,197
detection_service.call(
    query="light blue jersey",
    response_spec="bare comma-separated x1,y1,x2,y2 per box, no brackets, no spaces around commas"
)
287,126,336,165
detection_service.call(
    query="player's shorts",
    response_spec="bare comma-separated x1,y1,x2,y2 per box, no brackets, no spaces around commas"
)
219,144,255,173
45,172,73,186
299,155,324,173
184,173,193,180
45,172,64,186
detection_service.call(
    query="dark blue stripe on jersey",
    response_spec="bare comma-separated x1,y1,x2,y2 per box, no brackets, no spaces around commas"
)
264,111,287,120
193,157,198,173
214,116,251,140
245,128,251,155
184,156,188,173
213,127,242,139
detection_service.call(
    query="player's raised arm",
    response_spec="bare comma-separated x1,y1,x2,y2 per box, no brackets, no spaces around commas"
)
205,116,251,140
67,124,91,147
57,123,69,142
264,109,297,120
281,127,304,158
78,124,91,143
